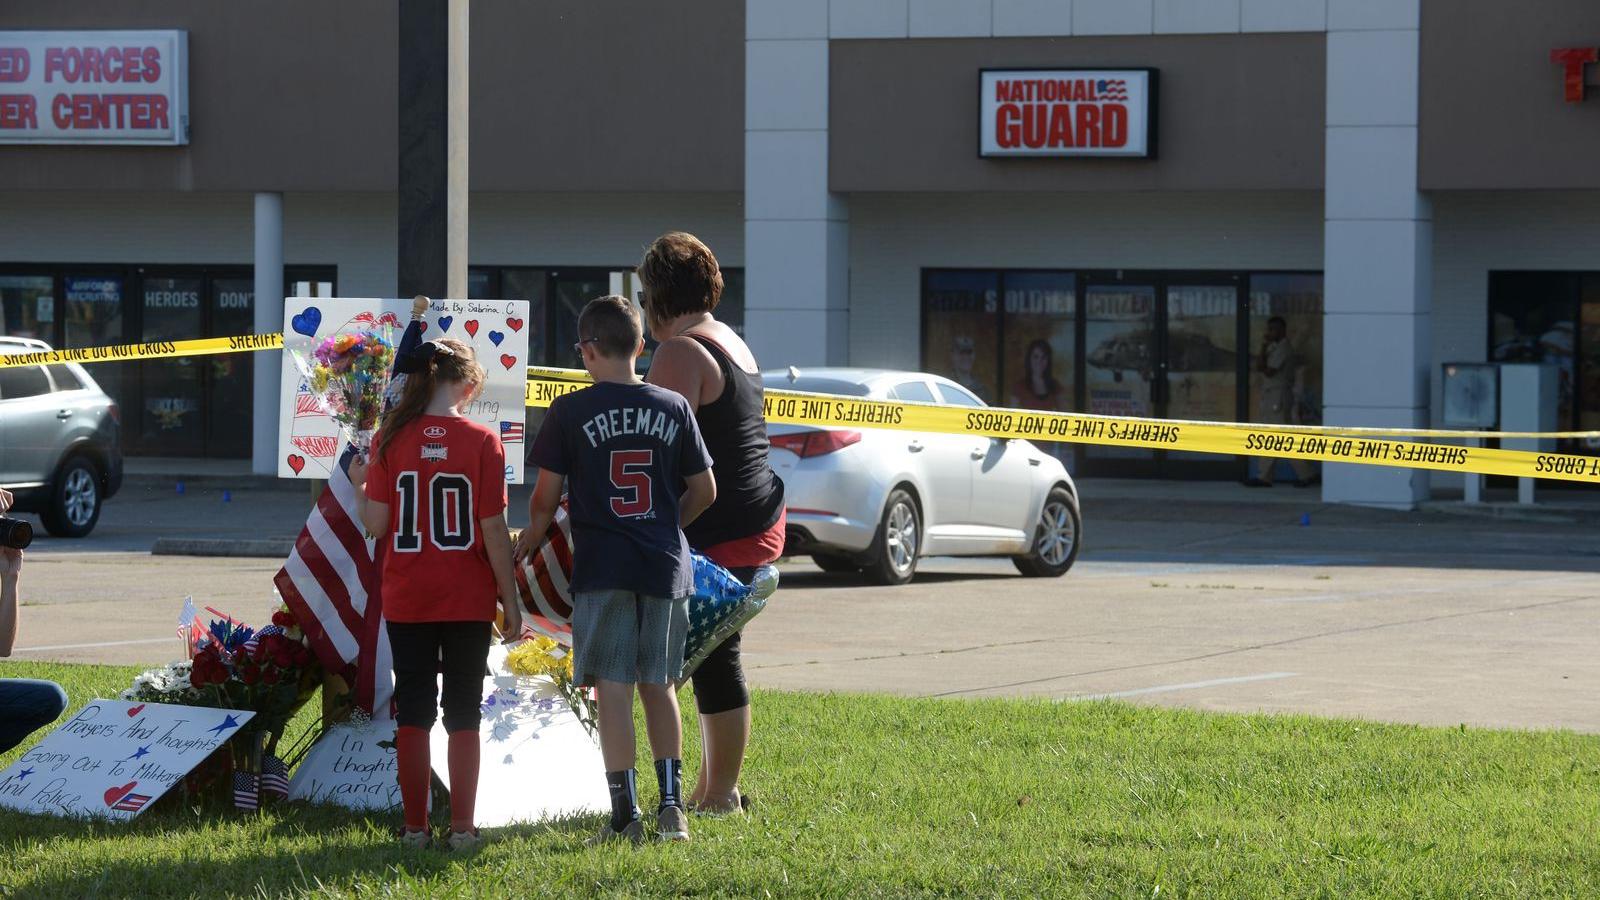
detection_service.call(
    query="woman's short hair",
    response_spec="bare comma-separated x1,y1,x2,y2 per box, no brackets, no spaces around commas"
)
637,231,723,320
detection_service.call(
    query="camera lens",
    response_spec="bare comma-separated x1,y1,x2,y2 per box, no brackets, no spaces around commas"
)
0,516,33,550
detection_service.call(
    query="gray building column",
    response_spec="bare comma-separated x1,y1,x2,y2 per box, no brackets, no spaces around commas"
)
743,0,849,368
1322,0,1431,508
250,192,284,476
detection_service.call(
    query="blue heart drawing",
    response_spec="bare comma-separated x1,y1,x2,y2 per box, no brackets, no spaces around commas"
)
290,307,322,337
488,330,505,346
437,315,454,333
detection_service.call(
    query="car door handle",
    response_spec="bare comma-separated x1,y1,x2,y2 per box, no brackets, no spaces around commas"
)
56,409,72,420
1028,458,1041,466
907,440,924,453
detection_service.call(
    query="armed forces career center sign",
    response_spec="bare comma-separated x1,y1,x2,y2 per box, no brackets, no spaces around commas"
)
980,69,1157,158
0,31,189,145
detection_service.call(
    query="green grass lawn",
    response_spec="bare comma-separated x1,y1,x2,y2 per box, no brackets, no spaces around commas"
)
1,660,1596,898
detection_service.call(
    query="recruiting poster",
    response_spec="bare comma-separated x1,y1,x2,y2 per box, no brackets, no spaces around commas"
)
1165,285,1238,463
0,700,253,820
430,646,608,827
1084,286,1156,460
1000,273,1076,462
278,297,532,482
286,718,404,812
922,272,1000,404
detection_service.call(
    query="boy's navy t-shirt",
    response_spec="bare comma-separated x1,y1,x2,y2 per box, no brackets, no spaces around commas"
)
526,380,713,599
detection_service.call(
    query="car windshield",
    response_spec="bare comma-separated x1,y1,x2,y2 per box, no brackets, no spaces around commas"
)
762,375,872,397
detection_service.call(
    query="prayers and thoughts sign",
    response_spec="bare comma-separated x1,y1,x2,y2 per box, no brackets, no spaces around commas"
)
0,700,253,820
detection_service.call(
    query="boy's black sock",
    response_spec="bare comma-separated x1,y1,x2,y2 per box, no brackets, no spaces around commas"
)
606,769,640,831
654,757,683,811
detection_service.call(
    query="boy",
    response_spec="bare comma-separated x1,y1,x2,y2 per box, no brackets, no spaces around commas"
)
515,295,716,844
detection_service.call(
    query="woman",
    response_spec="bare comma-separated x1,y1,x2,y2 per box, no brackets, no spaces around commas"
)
1010,339,1065,411
640,232,784,814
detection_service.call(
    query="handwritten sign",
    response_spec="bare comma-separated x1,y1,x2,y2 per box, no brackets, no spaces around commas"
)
286,718,407,812
430,647,608,826
0,699,252,820
277,297,532,482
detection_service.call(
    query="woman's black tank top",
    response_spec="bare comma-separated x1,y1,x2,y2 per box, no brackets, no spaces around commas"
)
681,334,785,549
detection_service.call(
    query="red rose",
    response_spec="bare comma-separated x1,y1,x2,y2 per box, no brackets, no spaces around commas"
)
240,665,261,685
261,667,281,685
271,610,296,628
293,645,313,667
273,647,293,668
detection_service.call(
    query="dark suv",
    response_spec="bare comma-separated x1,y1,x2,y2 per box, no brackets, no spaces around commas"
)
0,337,124,537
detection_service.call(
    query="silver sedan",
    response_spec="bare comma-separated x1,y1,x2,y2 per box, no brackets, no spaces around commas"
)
764,368,1081,585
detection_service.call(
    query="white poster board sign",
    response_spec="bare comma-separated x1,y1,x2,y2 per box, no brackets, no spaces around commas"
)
430,647,608,826
278,297,531,482
286,718,405,812
0,699,253,820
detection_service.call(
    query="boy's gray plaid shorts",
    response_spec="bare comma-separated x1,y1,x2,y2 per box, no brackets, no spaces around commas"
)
570,589,689,686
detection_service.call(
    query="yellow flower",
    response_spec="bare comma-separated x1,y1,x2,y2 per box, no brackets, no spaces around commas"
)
505,636,571,680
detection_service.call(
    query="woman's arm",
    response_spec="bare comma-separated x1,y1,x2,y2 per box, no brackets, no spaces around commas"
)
646,336,718,412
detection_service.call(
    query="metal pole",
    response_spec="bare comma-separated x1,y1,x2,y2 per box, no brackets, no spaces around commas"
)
398,0,449,299
250,192,284,476
447,0,469,299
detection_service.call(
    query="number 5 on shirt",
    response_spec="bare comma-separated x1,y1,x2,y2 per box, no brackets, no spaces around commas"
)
609,449,654,518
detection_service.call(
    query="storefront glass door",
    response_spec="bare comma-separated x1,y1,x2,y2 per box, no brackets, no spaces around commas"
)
139,275,206,455
1165,281,1241,466
206,277,256,458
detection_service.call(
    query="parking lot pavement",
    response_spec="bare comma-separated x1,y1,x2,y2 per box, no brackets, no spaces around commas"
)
8,478,1600,731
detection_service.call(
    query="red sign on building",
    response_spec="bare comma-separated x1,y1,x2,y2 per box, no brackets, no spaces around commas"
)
979,69,1157,158
0,30,189,145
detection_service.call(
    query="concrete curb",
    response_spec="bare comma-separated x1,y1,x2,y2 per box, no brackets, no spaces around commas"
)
151,538,296,558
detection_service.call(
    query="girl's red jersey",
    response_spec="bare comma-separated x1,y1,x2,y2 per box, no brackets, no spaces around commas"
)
366,414,508,623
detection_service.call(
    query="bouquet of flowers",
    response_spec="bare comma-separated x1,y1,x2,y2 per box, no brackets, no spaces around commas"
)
504,636,597,736
290,329,396,460
123,603,324,809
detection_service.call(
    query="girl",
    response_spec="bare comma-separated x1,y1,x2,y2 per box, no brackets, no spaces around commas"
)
350,337,523,850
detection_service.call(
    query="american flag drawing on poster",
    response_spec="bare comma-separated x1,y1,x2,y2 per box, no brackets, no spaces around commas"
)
499,420,524,446
514,502,574,642
271,307,426,720
111,788,153,813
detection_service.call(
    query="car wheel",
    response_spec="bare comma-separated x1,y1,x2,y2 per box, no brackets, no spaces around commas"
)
811,552,861,574
867,488,920,586
42,456,102,538
1013,488,1080,578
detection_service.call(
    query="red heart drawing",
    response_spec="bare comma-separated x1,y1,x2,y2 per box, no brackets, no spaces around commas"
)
418,321,428,334
506,317,524,332
104,781,137,807
287,454,306,475
464,319,480,338
499,354,517,370
126,704,145,718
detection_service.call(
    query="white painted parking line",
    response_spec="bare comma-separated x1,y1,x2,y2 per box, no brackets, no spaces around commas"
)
14,637,176,653
1070,672,1299,700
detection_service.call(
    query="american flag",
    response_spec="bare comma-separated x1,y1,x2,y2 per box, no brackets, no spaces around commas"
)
500,420,525,445
271,309,425,720
176,597,206,656
111,789,153,813
514,502,574,642
242,624,284,655
232,770,260,811
260,754,290,799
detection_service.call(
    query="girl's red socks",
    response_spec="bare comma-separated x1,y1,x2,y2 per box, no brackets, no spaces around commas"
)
395,725,431,832
447,729,479,832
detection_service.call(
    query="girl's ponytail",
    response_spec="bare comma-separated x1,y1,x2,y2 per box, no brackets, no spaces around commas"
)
376,337,484,464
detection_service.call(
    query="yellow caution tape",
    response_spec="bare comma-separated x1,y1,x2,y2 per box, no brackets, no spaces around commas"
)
524,372,1600,486
3,332,1597,483
0,333,283,368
